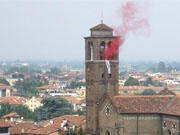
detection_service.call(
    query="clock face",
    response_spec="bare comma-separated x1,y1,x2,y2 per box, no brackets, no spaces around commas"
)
105,106,111,116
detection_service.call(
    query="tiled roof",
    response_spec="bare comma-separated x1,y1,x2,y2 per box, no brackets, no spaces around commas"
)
105,92,180,116
0,120,13,128
0,83,11,90
119,86,163,91
36,85,58,90
9,115,85,135
10,123,42,135
90,23,113,31
61,96,85,104
160,96,180,116
0,96,28,105
1,113,19,119
111,95,173,114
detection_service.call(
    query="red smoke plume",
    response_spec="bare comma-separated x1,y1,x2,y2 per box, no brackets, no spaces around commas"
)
103,1,149,60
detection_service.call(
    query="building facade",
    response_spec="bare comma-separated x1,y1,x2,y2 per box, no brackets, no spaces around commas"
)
85,23,180,135
85,22,119,135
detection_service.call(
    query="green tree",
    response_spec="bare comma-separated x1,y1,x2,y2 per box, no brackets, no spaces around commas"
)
124,77,139,86
0,103,35,121
0,103,12,117
69,81,85,89
34,97,73,121
119,71,127,76
167,65,173,73
0,78,10,86
144,77,153,86
141,89,156,95
78,127,85,135
47,67,61,74
157,61,166,72
15,77,47,97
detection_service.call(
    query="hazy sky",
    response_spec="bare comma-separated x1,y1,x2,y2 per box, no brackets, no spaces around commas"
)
0,0,180,61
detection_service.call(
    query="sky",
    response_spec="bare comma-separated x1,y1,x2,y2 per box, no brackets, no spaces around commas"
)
0,0,180,61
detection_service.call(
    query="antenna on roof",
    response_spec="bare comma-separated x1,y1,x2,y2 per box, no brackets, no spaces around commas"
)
101,9,103,24
101,20,103,24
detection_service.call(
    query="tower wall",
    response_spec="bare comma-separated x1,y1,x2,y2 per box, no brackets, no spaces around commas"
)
85,25,119,135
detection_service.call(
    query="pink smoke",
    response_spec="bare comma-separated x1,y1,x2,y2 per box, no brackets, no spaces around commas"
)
103,1,149,60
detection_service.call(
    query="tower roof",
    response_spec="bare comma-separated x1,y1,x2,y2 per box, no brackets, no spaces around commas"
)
90,23,113,31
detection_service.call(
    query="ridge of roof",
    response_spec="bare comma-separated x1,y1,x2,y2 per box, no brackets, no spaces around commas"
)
104,92,180,116
90,23,113,31
159,96,176,113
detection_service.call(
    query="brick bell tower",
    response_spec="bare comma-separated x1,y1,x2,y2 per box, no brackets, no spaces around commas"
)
85,21,119,135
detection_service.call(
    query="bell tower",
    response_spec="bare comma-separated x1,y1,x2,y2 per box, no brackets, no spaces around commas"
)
85,22,119,135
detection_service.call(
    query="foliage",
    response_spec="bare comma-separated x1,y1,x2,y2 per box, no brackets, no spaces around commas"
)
144,77,153,86
124,77,139,86
157,61,166,72
34,97,74,121
65,127,85,135
0,103,35,120
15,76,48,97
4,66,41,75
0,78,10,85
68,81,85,89
141,89,156,95
46,67,61,74
143,77,163,87
119,71,127,76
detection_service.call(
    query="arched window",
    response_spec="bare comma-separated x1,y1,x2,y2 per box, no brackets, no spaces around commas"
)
100,41,105,60
105,130,110,135
168,129,171,135
88,42,93,60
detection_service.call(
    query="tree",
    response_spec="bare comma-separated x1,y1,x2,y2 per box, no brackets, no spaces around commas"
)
0,103,35,121
141,89,156,95
144,77,153,86
119,71,127,76
0,78,10,86
34,97,73,121
167,65,173,73
124,77,139,86
157,61,166,72
15,76,48,97
68,81,85,89
78,127,85,135
0,103,12,117
47,67,61,74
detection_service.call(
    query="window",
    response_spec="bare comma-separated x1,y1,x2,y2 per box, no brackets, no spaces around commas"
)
172,123,176,129
105,106,111,116
102,73,105,78
105,130,110,135
100,41,105,60
88,42,93,60
163,121,167,128
168,129,171,135
109,74,112,78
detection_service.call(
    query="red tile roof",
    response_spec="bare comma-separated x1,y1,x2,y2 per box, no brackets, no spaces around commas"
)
0,96,28,105
36,85,58,90
105,92,180,116
0,120,13,128
1,113,20,119
10,123,42,135
0,83,11,90
112,95,173,114
61,96,84,105
9,115,85,135
161,96,180,116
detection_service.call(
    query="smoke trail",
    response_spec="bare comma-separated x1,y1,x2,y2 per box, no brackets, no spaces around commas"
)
103,1,149,60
